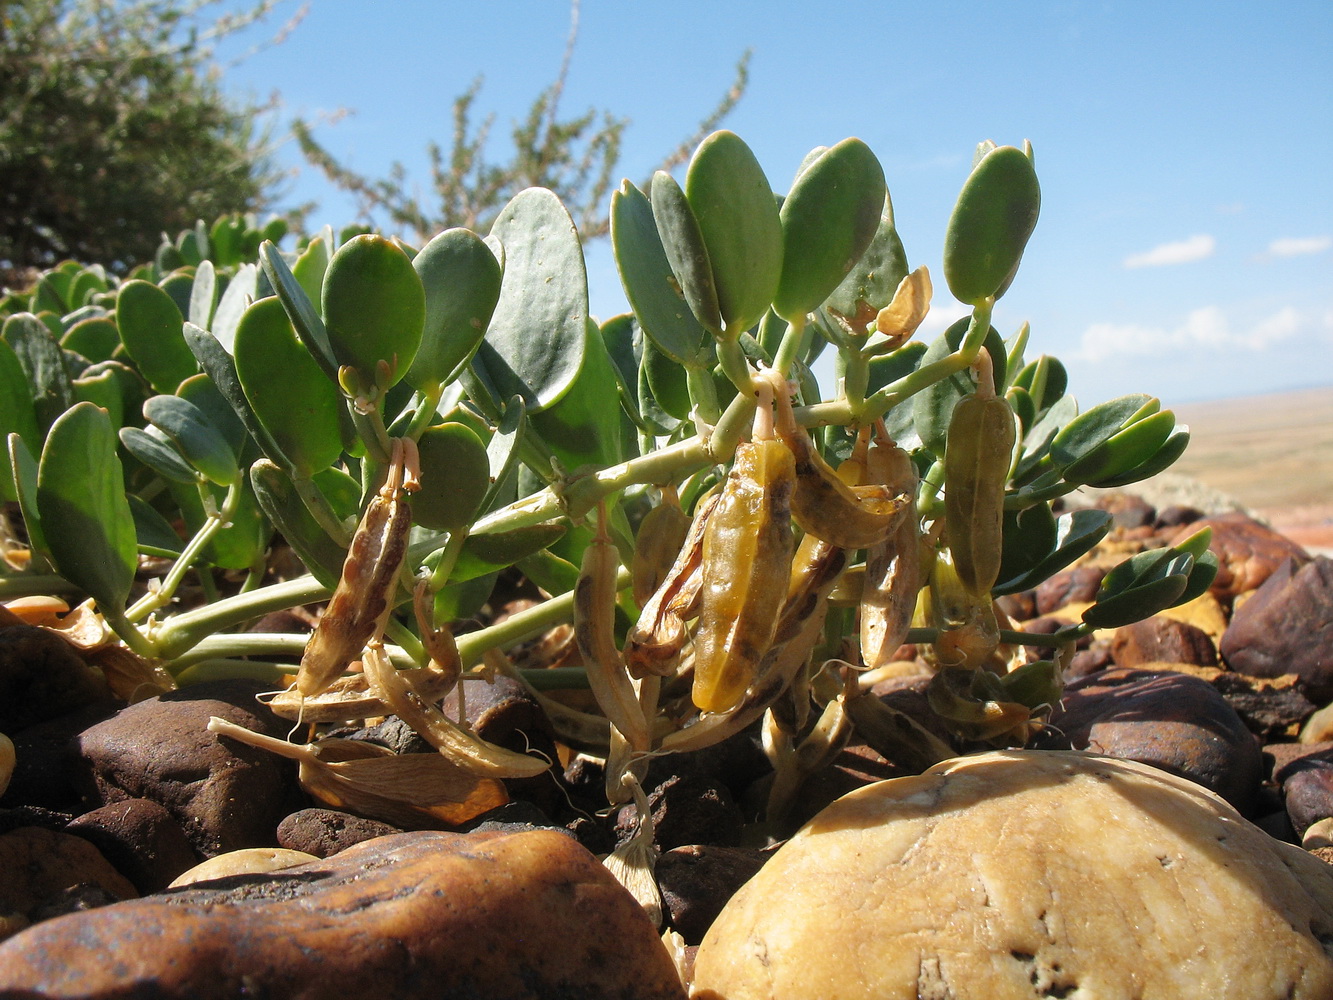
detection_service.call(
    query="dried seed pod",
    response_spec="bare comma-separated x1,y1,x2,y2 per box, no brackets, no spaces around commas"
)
769,372,910,550
602,775,663,927
860,436,922,669
206,717,508,829
574,511,652,751
691,430,796,714
361,645,549,778
765,675,856,822
943,352,1016,597
926,668,1038,745
875,265,933,343
262,662,455,723
631,490,691,608
296,438,418,699
486,649,612,753
623,492,720,679
169,849,319,888
928,547,1003,670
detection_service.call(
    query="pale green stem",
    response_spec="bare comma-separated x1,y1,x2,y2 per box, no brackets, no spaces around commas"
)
0,575,84,599
152,575,331,660
294,474,353,546
770,312,807,377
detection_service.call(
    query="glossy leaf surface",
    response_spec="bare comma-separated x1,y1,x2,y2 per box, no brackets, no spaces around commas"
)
406,228,502,391
116,280,198,393
943,146,1041,305
412,422,491,533
322,234,425,388
651,171,722,334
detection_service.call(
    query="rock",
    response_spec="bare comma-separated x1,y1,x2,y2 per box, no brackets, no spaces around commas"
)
0,624,117,731
1208,671,1316,742
0,826,136,943
1041,668,1263,812
276,807,402,858
170,847,321,888
691,751,1333,1000
1175,512,1308,599
0,702,115,811
1034,565,1106,616
1100,491,1156,529
1155,504,1205,528
1110,615,1218,668
0,829,686,1000
657,845,770,944
617,772,744,852
74,679,307,857
65,798,199,894
1277,747,1333,837
1221,556,1333,702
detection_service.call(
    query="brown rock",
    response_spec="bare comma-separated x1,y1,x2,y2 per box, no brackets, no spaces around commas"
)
1175,511,1309,599
1042,668,1263,812
65,798,199,894
0,702,118,811
276,808,402,858
0,826,136,942
74,679,307,857
1221,556,1333,702
657,845,770,944
0,625,116,731
0,829,686,999
1208,671,1316,742
1034,565,1106,616
617,772,744,851
1111,615,1218,669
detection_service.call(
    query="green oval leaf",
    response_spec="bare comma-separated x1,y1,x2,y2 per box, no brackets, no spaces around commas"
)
685,131,783,333
234,297,344,476
291,236,330,318
481,395,527,514
3,312,77,431
259,241,339,383
143,394,239,486
651,170,722,334
188,259,218,330
61,317,121,364
37,402,137,610
611,180,711,366
643,335,692,422
528,319,624,472
996,501,1058,591
1063,409,1178,487
8,433,47,559
412,422,491,533
1090,426,1190,490
115,279,198,393
446,522,568,584
211,263,258,353
250,459,345,588
993,508,1112,597
774,137,886,321
0,338,40,473
823,193,909,331
183,321,286,466
478,188,588,411
943,145,1041,305
323,234,425,389
119,425,198,483
1049,394,1154,472
406,228,502,391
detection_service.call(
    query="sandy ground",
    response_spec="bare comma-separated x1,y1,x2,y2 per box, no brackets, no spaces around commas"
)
1138,385,1333,553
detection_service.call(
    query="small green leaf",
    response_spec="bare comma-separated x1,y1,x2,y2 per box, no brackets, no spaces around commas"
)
943,145,1041,305
119,425,198,484
1066,411,1180,487
260,241,339,383
1049,394,1155,474
250,459,345,588
611,180,711,365
1011,354,1068,414
643,335,692,422
0,338,40,482
115,279,198,393
911,317,1007,456
128,494,185,557
774,138,886,321
823,192,909,331
61,317,120,364
479,188,588,411
433,571,498,623
651,171,722,334
211,263,258,353
8,433,48,559
37,402,137,610
1090,426,1190,489
406,228,502,391
188,259,218,330
993,508,1111,596
291,236,330,318
143,394,239,486
177,374,247,460
323,234,425,389
234,297,344,476
481,395,527,514
685,131,783,333
183,321,286,466
412,422,490,533
528,319,624,472
158,271,197,328
71,365,126,429
3,312,77,431
996,502,1058,591
445,522,568,584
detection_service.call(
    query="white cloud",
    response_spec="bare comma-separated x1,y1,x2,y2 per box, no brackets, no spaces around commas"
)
1268,236,1332,257
1077,305,1309,362
1123,234,1216,269
916,301,972,338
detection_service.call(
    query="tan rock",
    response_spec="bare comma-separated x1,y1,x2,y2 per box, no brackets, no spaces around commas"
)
692,751,1333,1000
168,847,320,887
0,827,136,942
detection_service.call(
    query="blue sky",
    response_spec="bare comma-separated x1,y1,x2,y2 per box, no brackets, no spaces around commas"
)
216,0,1331,407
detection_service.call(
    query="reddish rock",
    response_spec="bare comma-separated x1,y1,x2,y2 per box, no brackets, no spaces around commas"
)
1110,616,1218,669
657,844,770,944
0,625,117,732
74,679,307,857
1042,668,1263,813
65,798,198,894
1174,512,1308,600
0,829,686,1000
1035,565,1106,615
276,808,402,858
1208,672,1315,742
1221,556,1333,701
0,826,136,942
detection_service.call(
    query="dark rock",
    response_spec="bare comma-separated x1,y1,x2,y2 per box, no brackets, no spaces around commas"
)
0,805,76,836
465,800,570,838
1100,492,1156,529
1041,668,1263,813
1221,556,1333,702
1273,746,1333,836
1209,672,1315,742
1066,640,1115,679
75,678,307,857
657,844,770,944
1156,505,1205,529
65,798,199,893
0,624,117,731
0,702,118,811
276,808,402,858
1173,512,1308,600
1035,565,1107,616
341,714,433,755
618,772,744,851
28,882,124,924
0,826,136,942
0,829,687,999
1110,616,1218,669
995,590,1037,623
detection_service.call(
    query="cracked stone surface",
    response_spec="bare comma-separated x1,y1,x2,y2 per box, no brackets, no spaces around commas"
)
691,750,1333,1000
